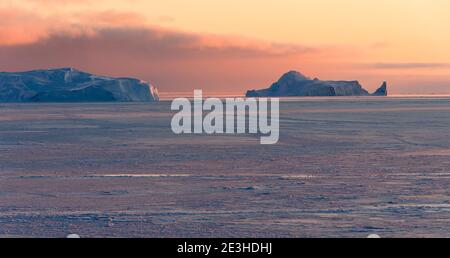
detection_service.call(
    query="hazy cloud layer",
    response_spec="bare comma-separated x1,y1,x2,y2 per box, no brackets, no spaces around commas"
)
365,63,450,69
0,4,323,92
0,26,320,92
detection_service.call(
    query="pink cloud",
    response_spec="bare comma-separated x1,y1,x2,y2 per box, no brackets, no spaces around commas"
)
0,26,319,93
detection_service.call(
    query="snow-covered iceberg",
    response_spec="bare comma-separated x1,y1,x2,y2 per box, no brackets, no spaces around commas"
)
246,71,387,97
0,68,159,102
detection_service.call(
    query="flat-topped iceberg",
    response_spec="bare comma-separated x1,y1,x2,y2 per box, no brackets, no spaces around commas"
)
0,68,159,102
246,71,387,97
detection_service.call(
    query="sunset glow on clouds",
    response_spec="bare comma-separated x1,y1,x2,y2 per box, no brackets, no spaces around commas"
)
1,0,450,93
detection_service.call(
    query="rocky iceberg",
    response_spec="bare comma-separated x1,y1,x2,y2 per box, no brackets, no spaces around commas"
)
246,71,387,97
0,68,159,102
371,81,387,96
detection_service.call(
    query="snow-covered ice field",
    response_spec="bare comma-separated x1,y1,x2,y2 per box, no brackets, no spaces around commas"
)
0,97,449,237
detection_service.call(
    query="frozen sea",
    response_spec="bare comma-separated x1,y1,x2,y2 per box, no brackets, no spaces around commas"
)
0,96,449,237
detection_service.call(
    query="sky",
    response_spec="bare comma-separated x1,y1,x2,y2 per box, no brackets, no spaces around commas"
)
1,0,450,94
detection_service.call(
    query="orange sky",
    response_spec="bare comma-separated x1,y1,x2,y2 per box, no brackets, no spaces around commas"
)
1,0,450,93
